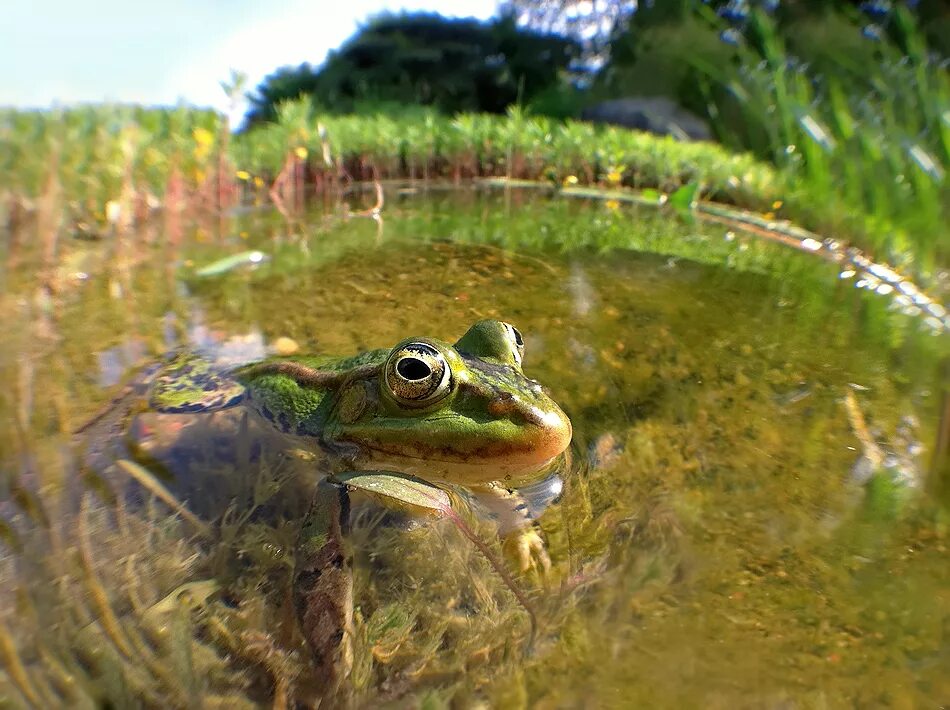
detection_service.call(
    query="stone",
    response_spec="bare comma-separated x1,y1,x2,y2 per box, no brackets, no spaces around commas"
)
580,97,713,141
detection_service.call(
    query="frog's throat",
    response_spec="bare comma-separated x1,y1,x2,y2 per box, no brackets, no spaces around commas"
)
235,361,381,388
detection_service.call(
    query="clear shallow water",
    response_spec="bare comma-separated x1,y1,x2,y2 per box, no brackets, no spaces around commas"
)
0,187,948,707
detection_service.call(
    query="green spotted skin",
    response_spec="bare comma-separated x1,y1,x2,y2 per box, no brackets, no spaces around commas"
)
235,351,387,437
148,353,246,413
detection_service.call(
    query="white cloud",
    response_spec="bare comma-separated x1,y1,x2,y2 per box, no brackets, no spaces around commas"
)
1,0,497,110
161,0,498,122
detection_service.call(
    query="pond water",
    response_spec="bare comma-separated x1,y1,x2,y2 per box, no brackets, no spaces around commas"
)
1,187,948,707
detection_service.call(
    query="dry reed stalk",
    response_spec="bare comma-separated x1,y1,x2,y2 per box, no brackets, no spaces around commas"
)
269,153,294,219
0,619,46,706
113,459,211,538
843,390,884,469
164,163,185,248
77,494,135,658
37,143,63,277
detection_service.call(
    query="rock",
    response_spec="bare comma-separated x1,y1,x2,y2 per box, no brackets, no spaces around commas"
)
273,336,300,356
580,97,713,141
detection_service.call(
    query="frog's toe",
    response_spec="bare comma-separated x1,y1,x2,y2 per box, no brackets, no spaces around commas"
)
503,526,550,576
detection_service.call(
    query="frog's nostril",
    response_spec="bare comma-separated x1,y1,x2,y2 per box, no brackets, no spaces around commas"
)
396,357,431,381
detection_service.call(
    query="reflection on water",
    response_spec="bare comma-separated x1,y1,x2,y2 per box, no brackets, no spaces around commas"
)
0,188,948,706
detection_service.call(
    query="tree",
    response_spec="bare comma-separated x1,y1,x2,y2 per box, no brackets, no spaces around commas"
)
243,64,322,128
243,12,580,127
505,0,948,64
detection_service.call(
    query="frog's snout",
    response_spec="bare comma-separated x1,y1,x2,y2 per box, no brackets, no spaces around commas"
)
489,391,572,465
526,402,573,464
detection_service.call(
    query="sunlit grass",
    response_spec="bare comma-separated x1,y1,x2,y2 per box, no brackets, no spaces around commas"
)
3,94,944,281
691,3,948,273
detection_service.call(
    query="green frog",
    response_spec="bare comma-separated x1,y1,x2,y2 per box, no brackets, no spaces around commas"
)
128,320,572,684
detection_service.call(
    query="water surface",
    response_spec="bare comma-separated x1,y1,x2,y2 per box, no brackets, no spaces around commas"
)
1,187,947,707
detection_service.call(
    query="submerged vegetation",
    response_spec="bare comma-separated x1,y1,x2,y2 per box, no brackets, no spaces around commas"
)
2,192,949,706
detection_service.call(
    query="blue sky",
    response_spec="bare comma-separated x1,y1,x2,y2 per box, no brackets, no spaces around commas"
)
1,0,498,118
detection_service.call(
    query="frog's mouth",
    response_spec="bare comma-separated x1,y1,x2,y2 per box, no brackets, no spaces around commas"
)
340,407,573,484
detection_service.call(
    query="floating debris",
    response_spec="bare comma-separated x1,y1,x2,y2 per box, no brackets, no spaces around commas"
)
844,390,921,489
143,580,220,631
193,250,269,278
774,384,813,407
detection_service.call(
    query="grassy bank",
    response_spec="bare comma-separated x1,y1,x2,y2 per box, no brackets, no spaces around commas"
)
1,100,945,277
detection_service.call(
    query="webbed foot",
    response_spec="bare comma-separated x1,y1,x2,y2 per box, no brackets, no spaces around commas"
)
502,524,551,576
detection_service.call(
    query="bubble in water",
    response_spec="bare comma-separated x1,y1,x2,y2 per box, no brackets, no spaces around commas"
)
924,316,944,332
927,302,947,319
868,263,900,283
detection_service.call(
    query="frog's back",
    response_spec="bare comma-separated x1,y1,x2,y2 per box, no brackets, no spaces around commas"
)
149,353,246,413
236,349,388,438
147,349,386,418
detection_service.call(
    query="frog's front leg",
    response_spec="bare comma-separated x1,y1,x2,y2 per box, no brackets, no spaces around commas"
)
293,471,450,687
293,478,354,691
468,483,551,575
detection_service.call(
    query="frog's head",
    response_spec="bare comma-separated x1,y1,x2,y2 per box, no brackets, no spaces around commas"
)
329,320,572,483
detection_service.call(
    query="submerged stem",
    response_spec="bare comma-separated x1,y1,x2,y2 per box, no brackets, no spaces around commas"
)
437,500,539,650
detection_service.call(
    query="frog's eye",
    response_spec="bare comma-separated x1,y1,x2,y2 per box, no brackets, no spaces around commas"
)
503,322,525,366
385,342,452,405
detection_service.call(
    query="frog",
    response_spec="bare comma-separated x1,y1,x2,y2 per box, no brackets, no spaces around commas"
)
126,319,573,685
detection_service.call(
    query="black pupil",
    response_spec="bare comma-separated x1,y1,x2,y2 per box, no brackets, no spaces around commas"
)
397,357,431,381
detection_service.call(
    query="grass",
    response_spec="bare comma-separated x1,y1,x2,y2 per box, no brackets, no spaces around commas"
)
5,4,942,276
2,97,945,284
689,2,948,276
